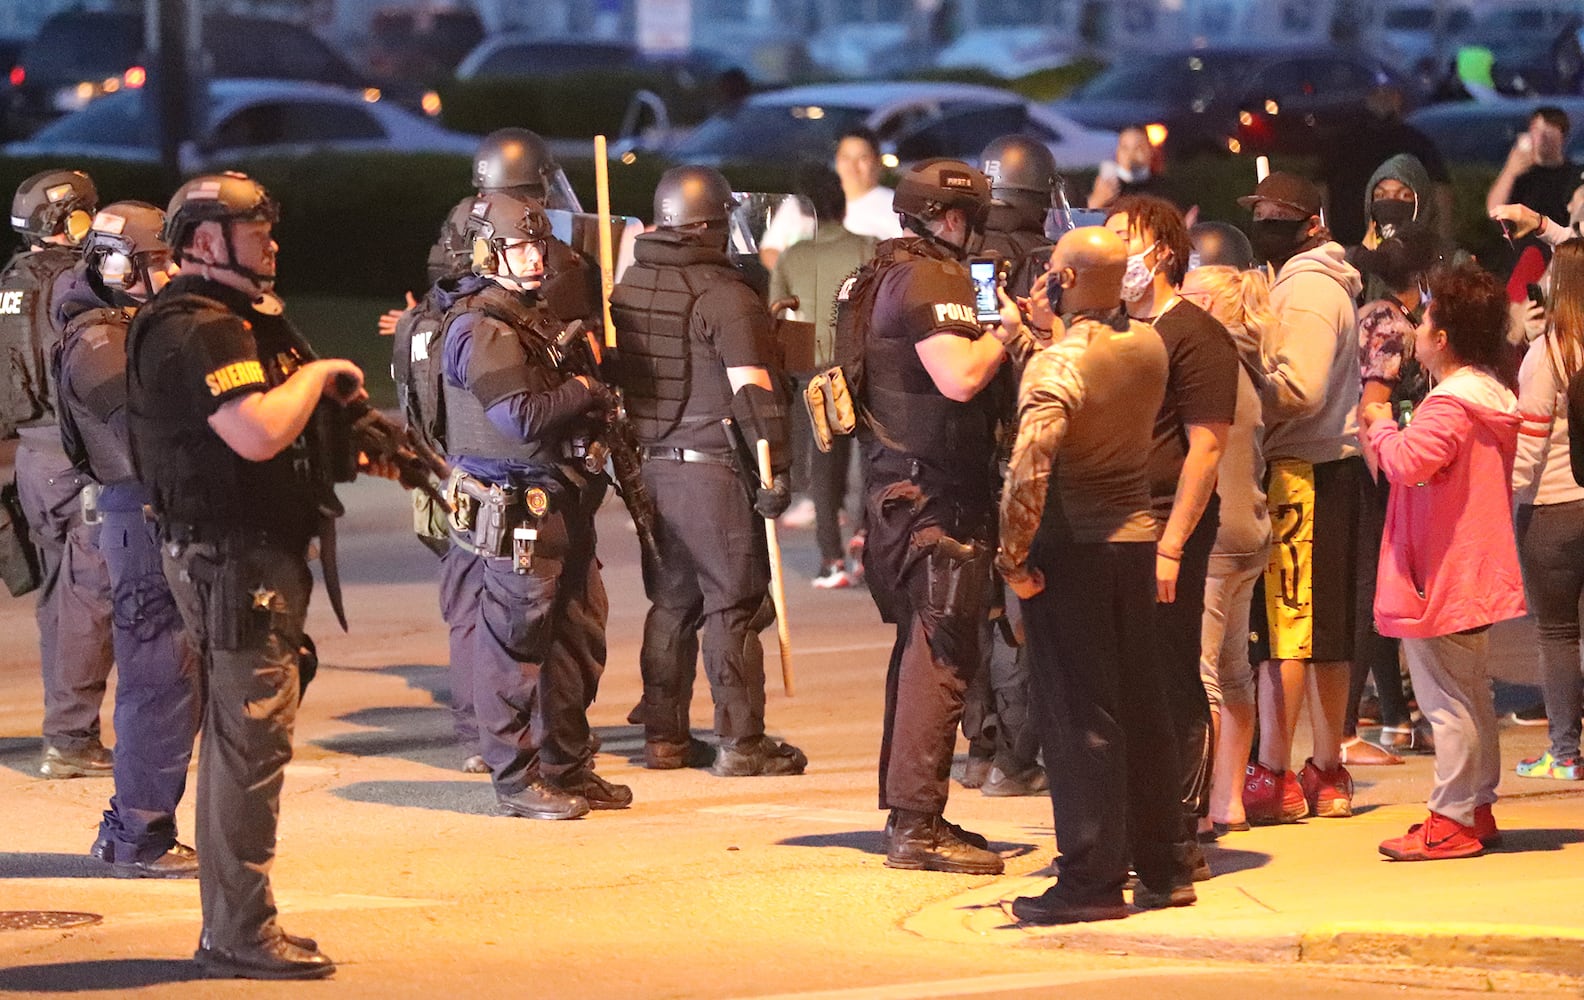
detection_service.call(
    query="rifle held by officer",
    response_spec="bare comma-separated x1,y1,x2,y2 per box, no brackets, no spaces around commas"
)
331,373,452,512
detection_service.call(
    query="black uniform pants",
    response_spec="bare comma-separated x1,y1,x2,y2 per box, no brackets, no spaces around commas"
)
1156,496,1219,831
438,540,482,752
1023,541,1192,903
15,442,114,752
863,476,993,814
97,507,199,862
635,458,769,744
459,484,608,796
163,535,309,951
1348,474,1411,735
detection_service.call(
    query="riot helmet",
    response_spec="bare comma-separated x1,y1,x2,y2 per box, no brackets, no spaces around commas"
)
163,172,280,288
892,158,992,252
472,127,582,212
1188,221,1256,271
653,165,738,230
81,201,173,302
980,135,1061,222
465,190,553,287
11,169,98,246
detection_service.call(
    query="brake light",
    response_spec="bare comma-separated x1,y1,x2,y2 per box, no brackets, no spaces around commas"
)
8,65,22,87
124,65,146,89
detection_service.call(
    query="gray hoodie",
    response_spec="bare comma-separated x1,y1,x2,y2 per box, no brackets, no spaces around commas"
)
1262,241,1364,465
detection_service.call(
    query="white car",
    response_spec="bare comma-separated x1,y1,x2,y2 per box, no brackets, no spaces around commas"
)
646,82,1116,173
3,78,477,169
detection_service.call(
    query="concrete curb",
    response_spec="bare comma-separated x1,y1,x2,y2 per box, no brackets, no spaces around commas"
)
904,876,1584,979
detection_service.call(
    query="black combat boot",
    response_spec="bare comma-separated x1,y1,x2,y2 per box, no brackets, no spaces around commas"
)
556,768,633,810
195,928,335,980
884,809,1003,874
883,810,990,849
712,735,807,777
643,736,716,770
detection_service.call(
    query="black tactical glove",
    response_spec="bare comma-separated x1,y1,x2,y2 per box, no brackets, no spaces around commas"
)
754,473,791,519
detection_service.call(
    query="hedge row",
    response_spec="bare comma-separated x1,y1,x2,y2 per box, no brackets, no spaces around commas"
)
0,150,1512,300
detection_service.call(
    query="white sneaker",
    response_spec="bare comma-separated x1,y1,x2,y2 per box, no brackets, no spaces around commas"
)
812,562,854,589
779,496,816,528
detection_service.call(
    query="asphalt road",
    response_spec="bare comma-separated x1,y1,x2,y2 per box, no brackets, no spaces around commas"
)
0,478,1575,999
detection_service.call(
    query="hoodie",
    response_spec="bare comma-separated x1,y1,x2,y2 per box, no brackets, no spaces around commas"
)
1512,334,1584,506
1363,153,1437,243
1261,242,1364,466
1366,366,1526,639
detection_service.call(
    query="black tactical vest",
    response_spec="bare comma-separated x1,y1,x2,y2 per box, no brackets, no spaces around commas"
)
0,245,75,438
439,282,565,464
393,286,450,455
127,278,321,545
860,240,997,489
610,234,742,443
54,305,136,484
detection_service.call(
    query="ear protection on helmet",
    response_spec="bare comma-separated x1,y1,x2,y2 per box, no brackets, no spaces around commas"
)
99,251,133,287
471,236,495,276
65,209,92,244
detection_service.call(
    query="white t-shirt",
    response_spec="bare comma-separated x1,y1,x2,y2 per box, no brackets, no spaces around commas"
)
760,184,902,252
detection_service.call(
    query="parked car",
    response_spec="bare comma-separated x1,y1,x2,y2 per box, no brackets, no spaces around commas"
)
3,78,476,170
1052,46,1408,158
1369,1,1474,84
8,10,440,136
630,82,1116,172
1406,95,1584,166
1468,3,1584,95
455,35,739,87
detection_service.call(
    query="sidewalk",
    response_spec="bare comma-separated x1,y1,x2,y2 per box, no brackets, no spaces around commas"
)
914,732,1584,980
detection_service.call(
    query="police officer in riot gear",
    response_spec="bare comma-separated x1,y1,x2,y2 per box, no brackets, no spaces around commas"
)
427,126,583,283
851,158,1015,874
51,202,198,877
2,169,118,780
979,135,1061,297
612,164,807,777
955,135,1063,797
127,172,375,979
438,188,626,820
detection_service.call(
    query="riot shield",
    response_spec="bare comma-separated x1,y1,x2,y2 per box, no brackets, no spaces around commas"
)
545,209,644,283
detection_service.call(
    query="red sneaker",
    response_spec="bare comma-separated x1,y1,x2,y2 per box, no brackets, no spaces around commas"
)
1243,762,1309,824
1379,812,1486,861
1473,803,1502,849
1298,757,1354,818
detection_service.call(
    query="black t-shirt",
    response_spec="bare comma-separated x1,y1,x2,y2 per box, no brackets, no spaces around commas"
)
1512,162,1581,229
127,275,320,545
1147,298,1240,517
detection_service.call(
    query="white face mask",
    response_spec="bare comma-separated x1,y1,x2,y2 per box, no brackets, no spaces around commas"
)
1116,164,1151,185
1121,247,1159,303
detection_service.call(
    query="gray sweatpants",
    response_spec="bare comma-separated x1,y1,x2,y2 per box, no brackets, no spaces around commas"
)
1401,631,1502,827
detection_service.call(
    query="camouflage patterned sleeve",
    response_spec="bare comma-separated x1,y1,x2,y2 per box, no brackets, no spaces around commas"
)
995,331,1088,585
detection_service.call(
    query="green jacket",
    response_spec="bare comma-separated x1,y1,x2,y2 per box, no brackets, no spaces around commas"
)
768,225,876,369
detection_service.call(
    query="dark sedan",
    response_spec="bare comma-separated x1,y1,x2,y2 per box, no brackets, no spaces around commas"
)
1052,46,1406,159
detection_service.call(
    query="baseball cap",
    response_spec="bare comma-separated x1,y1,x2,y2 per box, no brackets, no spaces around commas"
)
1237,172,1323,217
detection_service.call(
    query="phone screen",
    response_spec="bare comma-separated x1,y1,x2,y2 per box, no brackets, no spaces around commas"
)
970,259,999,322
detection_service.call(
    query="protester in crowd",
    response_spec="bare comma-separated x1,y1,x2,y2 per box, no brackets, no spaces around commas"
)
1356,153,1463,304
1179,262,1273,835
1322,87,1452,247
760,128,903,270
1511,239,1584,782
1105,195,1238,852
1088,125,1162,209
1486,107,1578,230
1361,261,1526,860
769,163,876,587
1240,172,1365,824
1346,219,1446,765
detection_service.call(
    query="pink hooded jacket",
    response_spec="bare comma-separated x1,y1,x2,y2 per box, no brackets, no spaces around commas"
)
1365,366,1527,639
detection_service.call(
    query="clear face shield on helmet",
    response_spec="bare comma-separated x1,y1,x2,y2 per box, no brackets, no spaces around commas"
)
545,209,644,284
1042,179,1107,241
544,167,584,214
727,192,817,264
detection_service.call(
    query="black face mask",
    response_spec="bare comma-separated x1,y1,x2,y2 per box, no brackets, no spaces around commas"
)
1249,218,1308,267
1370,198,1416,237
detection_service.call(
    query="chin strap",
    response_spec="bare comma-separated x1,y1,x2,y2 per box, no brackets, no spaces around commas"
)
210,220,275,290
